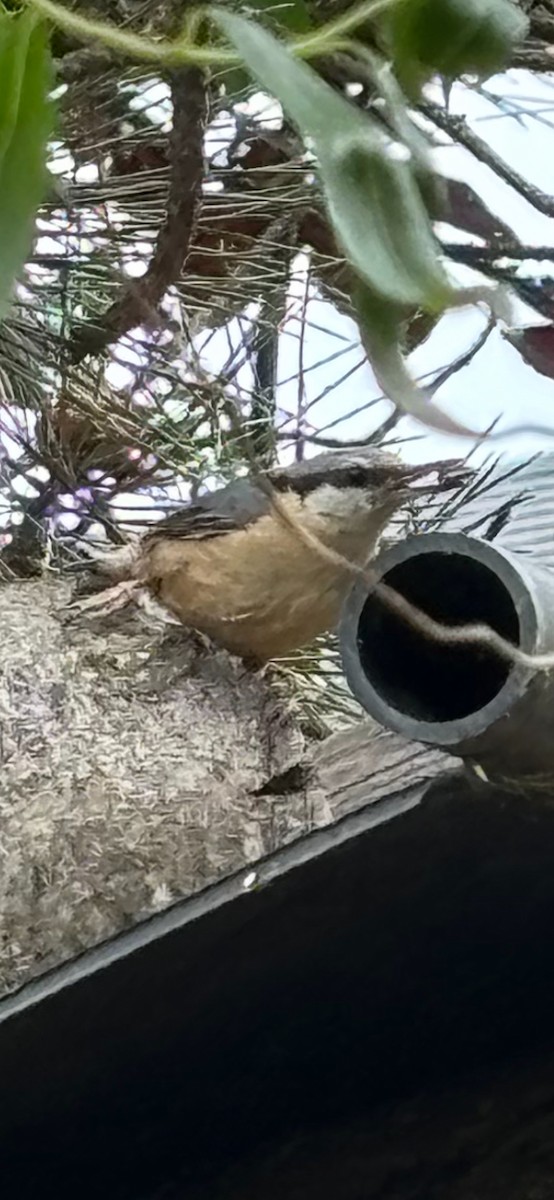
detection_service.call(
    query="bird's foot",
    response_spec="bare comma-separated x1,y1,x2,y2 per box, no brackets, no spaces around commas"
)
65,579,142,618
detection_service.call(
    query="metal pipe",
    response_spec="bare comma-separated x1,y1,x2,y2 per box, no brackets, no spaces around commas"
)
339,532,554,783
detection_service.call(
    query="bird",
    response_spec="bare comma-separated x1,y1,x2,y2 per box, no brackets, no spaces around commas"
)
73,447,471,663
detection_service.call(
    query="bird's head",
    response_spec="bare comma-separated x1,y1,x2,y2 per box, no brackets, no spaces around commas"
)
267,448,471,518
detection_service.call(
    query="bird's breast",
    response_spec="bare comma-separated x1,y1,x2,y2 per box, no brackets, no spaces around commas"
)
142,496,392,660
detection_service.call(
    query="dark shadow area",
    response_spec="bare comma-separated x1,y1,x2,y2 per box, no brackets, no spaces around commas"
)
2,775,554,1198
358,553,520,721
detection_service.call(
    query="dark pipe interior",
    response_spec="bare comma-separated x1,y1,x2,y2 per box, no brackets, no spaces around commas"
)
358,552,520,722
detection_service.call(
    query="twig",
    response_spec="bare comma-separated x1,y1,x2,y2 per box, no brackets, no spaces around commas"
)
70,66,207,362
294,265,311,462
364,410,402,444
275,426,424,448
263,476,554,672
427,315,495,395
442,242,554,266
222,404,554,674
442,245,554,325
420,101,554,219
263,470,554,672
511,47,554,72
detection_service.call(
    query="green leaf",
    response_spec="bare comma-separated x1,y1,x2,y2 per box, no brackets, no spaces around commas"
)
355,282,477,436
215,0,312,98
212,6,349,139
210,8,453,310
321,131,452,309
354,47,446,217
0,9,54,322
380,0,529,95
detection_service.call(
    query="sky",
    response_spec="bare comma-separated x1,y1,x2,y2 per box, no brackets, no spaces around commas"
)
148,65,554,476
269,71,554,467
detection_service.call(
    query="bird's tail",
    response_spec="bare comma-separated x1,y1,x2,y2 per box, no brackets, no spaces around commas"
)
77,540,140,581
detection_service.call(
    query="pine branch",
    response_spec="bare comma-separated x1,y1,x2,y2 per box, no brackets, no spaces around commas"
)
70,65,207,362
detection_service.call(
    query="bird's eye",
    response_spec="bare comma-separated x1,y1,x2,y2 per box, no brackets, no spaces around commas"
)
344,467,368,488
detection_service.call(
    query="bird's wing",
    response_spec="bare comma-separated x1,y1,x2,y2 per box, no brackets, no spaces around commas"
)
142,478,270,543
143,506,242,542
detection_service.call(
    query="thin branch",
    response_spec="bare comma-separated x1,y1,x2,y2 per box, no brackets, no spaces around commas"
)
441,237,554,324
301,323,494,448
420,100,554,218
511,47,554,72
70,66,207,362
442,241,554,265
294,266,311,462
428,315,496,395
364,409,402,445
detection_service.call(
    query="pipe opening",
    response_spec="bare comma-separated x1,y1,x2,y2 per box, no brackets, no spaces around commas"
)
358,552,521,723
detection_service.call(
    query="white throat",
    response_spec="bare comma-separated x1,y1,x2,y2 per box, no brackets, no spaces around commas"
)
304,483,399,528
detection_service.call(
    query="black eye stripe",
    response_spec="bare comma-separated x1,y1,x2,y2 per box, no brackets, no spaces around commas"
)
270,465,402,496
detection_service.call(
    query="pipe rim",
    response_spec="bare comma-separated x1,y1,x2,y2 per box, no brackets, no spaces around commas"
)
339,532,540,746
